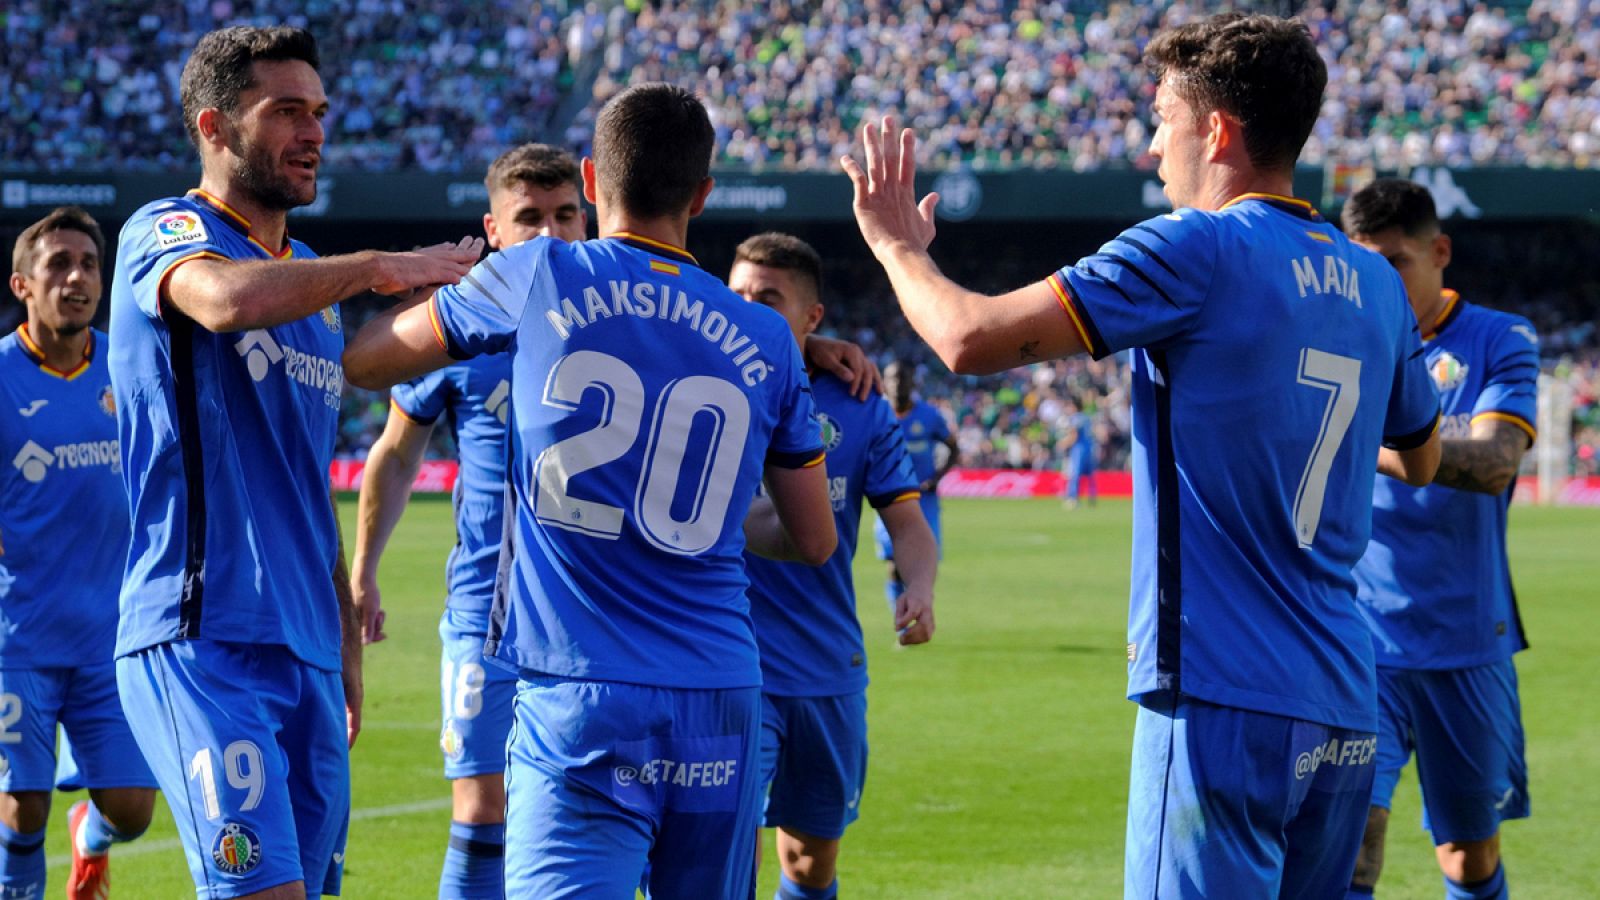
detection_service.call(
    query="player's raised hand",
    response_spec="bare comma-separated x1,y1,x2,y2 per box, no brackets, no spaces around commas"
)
895,582,935,646
841,115,939,258
370,235,485,297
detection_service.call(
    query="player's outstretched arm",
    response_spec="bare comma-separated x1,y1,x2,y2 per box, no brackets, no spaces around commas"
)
349,410,435,644
746,464,837,565
164,238,482,333
344,292,458,389
1431,419,1533,495
879,498,936,645
842,116,1086,375
1377,428,1442,487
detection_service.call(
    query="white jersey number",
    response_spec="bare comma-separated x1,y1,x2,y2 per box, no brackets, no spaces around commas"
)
1292,348,1362,548
534,351,752,556
188,741,266,820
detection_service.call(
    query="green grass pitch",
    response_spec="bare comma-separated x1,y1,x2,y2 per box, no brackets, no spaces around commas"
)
43,497,1600,897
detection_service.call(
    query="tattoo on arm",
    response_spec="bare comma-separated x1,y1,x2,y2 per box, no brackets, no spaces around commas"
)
1432,423,1530,495
1019,340,1039,361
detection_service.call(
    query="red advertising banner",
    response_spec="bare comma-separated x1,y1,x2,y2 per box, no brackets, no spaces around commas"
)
329,459,460,493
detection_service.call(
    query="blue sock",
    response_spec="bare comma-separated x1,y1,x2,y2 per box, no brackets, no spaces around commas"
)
1445,862,1507,900
0,820,47,899
776,872,837,900
439,820,504,900
78,801,145,856
1347,885,1375,898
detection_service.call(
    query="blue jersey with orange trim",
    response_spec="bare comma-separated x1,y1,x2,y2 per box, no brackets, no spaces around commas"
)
1052,195,1440,731
1355,296,1537,669
430,233,823,690
0,328,126,668
745,372,920,696
897,399,949,522
389,354,511,626
108,191,345,671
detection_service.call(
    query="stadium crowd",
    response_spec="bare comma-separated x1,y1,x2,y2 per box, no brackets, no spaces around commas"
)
5,1,1600,172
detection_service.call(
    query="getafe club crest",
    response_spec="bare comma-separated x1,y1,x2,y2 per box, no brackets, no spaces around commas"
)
320,306,341,333
99,384,116,418
1429,350,1468,391
440,722,466,762
818,412,843,452
211,823,263,875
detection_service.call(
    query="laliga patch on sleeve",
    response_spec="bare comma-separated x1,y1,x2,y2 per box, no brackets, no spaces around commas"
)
154,211,210,249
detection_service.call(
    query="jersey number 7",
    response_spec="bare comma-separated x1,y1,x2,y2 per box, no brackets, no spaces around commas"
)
1292,348,1362,548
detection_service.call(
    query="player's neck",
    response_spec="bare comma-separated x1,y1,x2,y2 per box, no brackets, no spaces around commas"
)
195,176,290,253
1203,167,1297,212
596,210,692,258
23,319,90,371
1416,288,1453,335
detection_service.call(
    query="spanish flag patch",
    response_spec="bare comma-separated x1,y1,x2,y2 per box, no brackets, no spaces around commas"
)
649,259,680,276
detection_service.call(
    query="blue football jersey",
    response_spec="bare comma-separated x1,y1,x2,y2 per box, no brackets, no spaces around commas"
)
745,372,921,696
897,400,949,485
0,328,127,667
1052,194,1440,732
109,190,345,671
389,354,511,625
1355,295,1537,669
430,233,824,690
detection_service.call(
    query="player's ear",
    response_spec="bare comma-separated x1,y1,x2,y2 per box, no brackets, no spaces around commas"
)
580,158,599,205
9,271,28,303
806,301,826,335
1206,110,1233,162
1431,232,1452,270
687,177,715,218
482,212,501,251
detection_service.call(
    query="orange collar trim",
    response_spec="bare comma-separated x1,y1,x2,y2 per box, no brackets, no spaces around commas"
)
16,323,92,380
187,189,293,258
1221,192,1322,221
1423,289,1463,341
609,231,699,266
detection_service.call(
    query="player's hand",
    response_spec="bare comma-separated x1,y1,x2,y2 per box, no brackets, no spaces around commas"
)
371,236,485,297
343,653,364,749
351,576,388,645
841,115,939,259
805,334,883,399
894,585,935,645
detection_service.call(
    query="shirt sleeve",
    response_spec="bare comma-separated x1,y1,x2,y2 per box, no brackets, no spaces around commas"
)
765,337,826,470
928,404,953,443
1053,209,1218,359
1471,316,1539,442
388,369,453,426
1382,287,1442,450
117,204,234,319
865,397,922,509
431,239,548,360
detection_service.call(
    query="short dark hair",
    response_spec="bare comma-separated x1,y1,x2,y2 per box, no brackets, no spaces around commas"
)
180,26,320,148
592,83,714,220
485,143,582,196
1341,178,1440,238
733,232,823,300
1145,14,1326,172
12,206,104,275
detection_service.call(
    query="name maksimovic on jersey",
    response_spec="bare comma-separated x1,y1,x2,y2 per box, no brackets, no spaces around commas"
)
543,279,774,386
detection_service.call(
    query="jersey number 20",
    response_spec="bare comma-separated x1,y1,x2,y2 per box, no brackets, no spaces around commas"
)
534,350,751,556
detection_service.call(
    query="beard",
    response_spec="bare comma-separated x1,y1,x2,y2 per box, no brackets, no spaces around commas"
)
228,130,315,211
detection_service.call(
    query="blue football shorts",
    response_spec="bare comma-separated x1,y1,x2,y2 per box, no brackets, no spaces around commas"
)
503,675,762,900
438,609,517,780
874,497,942,561
1125,693,1376,899
0,663,156,793
759,692,868,840
1370,659,1529,844
117,640,349,900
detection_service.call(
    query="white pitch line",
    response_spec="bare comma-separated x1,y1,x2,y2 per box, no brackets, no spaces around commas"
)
47,796,452,869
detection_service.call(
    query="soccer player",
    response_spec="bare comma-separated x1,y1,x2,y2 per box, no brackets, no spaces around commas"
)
1343,179,1538,900
350,143,588,900
1060,394,1099,508
841,13,1443,896
0,207,158,900
730,233,937,900
107,26,479,900
342,83,838,899
872,359,957,610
